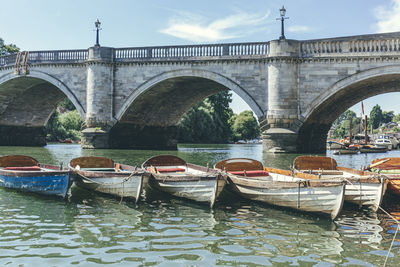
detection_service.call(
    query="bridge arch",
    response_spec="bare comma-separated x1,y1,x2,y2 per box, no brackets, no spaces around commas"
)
0,70,86,146
298,65,400,152
116,68,264,122
110,68,264,149
0,70,85,118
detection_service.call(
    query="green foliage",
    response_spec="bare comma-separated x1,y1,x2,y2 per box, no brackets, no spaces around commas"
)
370,104,383,129
231,111,260,141
45,108,83,141
332,110,360,138
382,111,395,124
177,91,234,143
177,105,216,143
0,38,19,55
177,91,261,143
393,113,400,123
58,98,76,112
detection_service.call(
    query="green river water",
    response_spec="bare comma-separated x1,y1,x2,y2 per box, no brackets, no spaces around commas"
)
0,144,399,266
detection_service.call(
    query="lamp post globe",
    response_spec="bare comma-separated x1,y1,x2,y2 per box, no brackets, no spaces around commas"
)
280,6,286,17
95,19,101,46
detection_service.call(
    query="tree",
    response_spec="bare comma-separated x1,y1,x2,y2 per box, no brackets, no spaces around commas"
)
332,110,360,138
394,113,400,123
369,104,383,129
382,111,395,124
206,91,234,142
231,110,260,141
177,91,234,143
0,38,19,55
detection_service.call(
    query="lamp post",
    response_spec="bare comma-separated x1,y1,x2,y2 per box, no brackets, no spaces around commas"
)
276,6,289,40
95,19,101,46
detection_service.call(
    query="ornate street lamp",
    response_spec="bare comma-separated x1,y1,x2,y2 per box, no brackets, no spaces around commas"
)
277,6,289,40
95,19,102,46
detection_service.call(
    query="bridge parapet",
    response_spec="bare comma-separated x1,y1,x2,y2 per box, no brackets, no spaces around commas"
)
0,49,88,67
300,32,400,57
114,42,269,61
0,42,270,67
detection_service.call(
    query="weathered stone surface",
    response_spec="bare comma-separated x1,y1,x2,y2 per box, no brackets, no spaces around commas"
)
81,128,110,149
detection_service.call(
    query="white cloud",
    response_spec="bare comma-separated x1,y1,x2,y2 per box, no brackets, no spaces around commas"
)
160,10,271,42
373,0,400,33
287,25,311,33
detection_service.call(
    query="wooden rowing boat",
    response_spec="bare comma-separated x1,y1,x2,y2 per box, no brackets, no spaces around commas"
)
332,147,359,155
369,157,400,197
294,156,386,211
0,155,71,198
359,145,388,153
141,155,225,208
214,158,345,220
69,156,148,202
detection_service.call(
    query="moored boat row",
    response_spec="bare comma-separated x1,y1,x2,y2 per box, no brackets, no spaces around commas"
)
0,154,398,220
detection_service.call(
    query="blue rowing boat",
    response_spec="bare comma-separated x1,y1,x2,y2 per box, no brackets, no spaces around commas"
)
0,155,71,198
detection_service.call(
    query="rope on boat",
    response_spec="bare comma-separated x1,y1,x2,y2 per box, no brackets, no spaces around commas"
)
341,176,399,267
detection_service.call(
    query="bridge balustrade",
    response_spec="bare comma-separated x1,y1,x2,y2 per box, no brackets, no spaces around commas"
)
2,34,400,67
114,42,269,61
0,54,17,67
301,37,400,56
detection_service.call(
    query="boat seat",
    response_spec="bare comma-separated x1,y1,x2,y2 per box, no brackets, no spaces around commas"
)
229,170,269,177
3,166,41,171
147,167,186,173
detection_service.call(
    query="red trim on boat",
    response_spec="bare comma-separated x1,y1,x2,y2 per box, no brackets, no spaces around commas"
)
229,170,269,177
3,166,41,171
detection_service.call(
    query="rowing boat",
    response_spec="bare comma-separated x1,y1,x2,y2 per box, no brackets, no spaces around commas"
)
369,157,400,197
294,156,386,211
215,158,345,220
69,156,147,202
0,155,71,198
141,155,225,208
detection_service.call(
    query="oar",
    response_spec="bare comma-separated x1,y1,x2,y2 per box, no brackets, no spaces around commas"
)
364,158,391,170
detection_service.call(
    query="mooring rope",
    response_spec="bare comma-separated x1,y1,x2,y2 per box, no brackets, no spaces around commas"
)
341,176,399,267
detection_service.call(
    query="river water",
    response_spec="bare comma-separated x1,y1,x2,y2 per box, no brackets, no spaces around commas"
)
0,144,399,266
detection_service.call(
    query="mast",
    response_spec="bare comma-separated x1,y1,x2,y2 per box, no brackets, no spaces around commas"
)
364,115,369,143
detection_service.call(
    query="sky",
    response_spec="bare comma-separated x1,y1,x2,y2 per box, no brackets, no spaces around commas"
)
1,0,400,116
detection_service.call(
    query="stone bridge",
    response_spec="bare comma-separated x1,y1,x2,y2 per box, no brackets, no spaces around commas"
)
1,32,400,153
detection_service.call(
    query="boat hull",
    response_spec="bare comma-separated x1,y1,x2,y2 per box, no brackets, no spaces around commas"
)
0,170,70,198
71,168,146,202
294,156,386,211
149,174,226,208
227,175,345,220
387,176,400,196
342,178,385,211
333,149,358,155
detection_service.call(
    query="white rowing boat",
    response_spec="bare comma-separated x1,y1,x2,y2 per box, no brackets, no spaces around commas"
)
69,156,148,202
215,158,345,220
141,155,225,208
294,156,386,211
